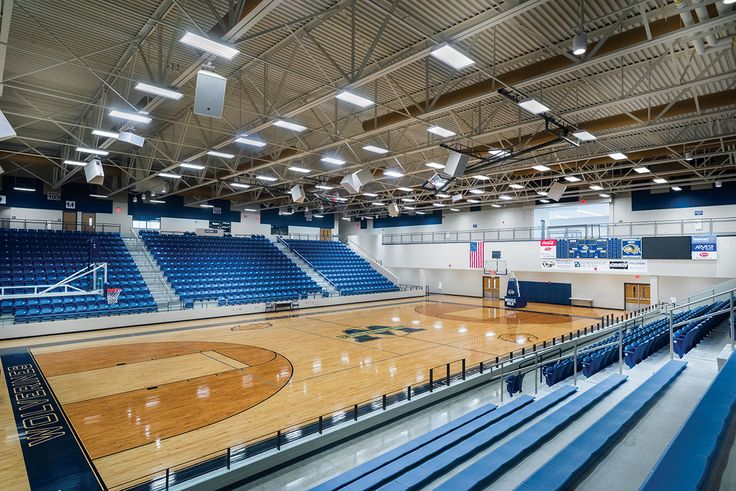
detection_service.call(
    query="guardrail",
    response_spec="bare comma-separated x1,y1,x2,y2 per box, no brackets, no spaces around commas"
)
382,216,736,245
0,218,121,234
130,228,182,311
275,235,342,294
347,239,401,284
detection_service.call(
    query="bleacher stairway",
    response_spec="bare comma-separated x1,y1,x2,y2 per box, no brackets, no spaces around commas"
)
272,237,339,297
122,235,180,309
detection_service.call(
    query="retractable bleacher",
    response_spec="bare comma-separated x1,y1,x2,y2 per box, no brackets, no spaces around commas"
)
283,239,399,296
140,232,320,306
1,229,156,323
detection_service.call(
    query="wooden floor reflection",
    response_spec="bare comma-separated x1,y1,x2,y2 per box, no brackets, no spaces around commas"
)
1,295,621,489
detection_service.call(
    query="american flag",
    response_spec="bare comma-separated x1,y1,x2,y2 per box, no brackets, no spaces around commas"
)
469,241,484,268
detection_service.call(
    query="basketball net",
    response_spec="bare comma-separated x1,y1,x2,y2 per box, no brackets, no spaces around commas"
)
106,287,122,305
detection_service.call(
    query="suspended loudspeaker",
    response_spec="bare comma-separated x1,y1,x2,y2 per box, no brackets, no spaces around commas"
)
444,150,469,178
387,202,399,217
194,70,226,118
547,181,567,202
84,159,105,185
290,184,305,203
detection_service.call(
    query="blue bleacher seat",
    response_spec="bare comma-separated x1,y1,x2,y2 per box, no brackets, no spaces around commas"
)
139,232,320,305
1,228,157,323
283,239,399,296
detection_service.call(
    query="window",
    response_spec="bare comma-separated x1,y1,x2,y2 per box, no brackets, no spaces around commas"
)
133,219,161,230
534,202,610,228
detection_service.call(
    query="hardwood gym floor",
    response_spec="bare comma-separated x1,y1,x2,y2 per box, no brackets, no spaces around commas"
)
0,295,620,490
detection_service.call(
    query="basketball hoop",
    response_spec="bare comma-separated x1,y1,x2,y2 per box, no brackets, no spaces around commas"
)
106,287,122,305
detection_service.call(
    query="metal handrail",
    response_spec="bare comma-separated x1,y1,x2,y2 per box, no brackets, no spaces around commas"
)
381,216,736,245
347,239,401,284
129,228,179,307
666,286,736,357
276,235,341,293
0,218,122,234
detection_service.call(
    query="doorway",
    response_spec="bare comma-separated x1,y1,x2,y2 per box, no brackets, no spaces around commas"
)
81,212,96,232
624,283,651,311
483,276,500,299
63,211,77,231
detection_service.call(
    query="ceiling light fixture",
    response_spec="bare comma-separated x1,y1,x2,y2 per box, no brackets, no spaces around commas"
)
200,204,214,208
539,199,551,204
684,152,693,161
63,160,87,166
372,202,384,206
564,175,582,182
207,150,234,159
336,90,373,108
179,162,205,170
313,214,324,218
149,199,166,204
158,172,181,179
436,193,450,198
362,192,378,197
609,152,627,160
13,186,35,192
518,98,550,114
362,145,389,154
427,125,456,138
415,211,426,215
77,147,109,156
489,148,511,157
315,184,333,190
536,191,548,196
273,120,307,132
426,162,445,169
432,203,445,207
499,195,513,201
230,182,251,189
429,44,475,70
572,130,596,141
134,82,183,100
509,183,524,190
256,175,277,182
179,32,239,59
401,198,415,203
321,157,345,165
599,193,611,198
532,165,551,172
403,206,416,210
653,177,668,184
235,135,266,147
572,31,587,56
397,187,413,192
109,110,152,124
633,167,650,174
450,208,460,211
383,169,404,178
589,184,604,191
491,204,502,208
671,186,682,191
468,189,484,194
92,129,119,139
472,175,490,180
466,198,480,204
289,166,310,173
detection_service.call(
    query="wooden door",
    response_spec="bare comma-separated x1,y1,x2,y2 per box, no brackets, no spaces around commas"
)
63,211,77,231
81,212,96,232
624,283,651,311
320,228,332,240
483,276,500,299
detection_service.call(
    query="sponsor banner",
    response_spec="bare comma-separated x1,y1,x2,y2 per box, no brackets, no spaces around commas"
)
539,239,557,259
621,239,642,258
540,258,648,273
691,235,717,260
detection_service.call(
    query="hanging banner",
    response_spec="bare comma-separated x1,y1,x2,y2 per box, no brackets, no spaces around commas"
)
691,235,717,260
621,239,642,258
539,239,557,258
540,258,648,273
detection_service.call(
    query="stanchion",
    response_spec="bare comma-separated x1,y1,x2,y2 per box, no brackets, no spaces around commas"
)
446,363,450,387
573,340,578,386
669,309,674,359
429,369,434,392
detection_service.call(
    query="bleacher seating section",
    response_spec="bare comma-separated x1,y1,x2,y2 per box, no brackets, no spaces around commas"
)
312,385,577,491
1,229,156,323
518,360,686,491
640,352,736,490
538,301,728,387
140,231,320,305
283,239,399,296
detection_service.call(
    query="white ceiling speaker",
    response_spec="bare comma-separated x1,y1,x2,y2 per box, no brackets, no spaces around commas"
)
117,131,145,148
387,202,399,217
0,111,16,141
289,184,305,203
451,193,463,203
547,181,567,202
340,168,373,194
194,70,226,118
84,158,105,185
444,150,469,178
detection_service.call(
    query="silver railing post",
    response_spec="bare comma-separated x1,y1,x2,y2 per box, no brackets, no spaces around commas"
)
619,321,623,374
730,291,734,351
500,362,504,402
669,309,674,359
573,340,578,386
534,354,538,395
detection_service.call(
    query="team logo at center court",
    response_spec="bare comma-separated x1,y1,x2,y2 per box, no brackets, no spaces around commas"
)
339,325,425,343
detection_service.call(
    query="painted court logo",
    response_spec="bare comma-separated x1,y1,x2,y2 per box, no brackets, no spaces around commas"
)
339,325,425,343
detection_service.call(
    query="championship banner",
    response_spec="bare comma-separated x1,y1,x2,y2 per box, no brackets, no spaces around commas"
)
691,235,717,260
540,258,648,273
539,239,557,258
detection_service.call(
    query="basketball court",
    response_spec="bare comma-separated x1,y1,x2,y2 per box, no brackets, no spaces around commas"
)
0,296,620,489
